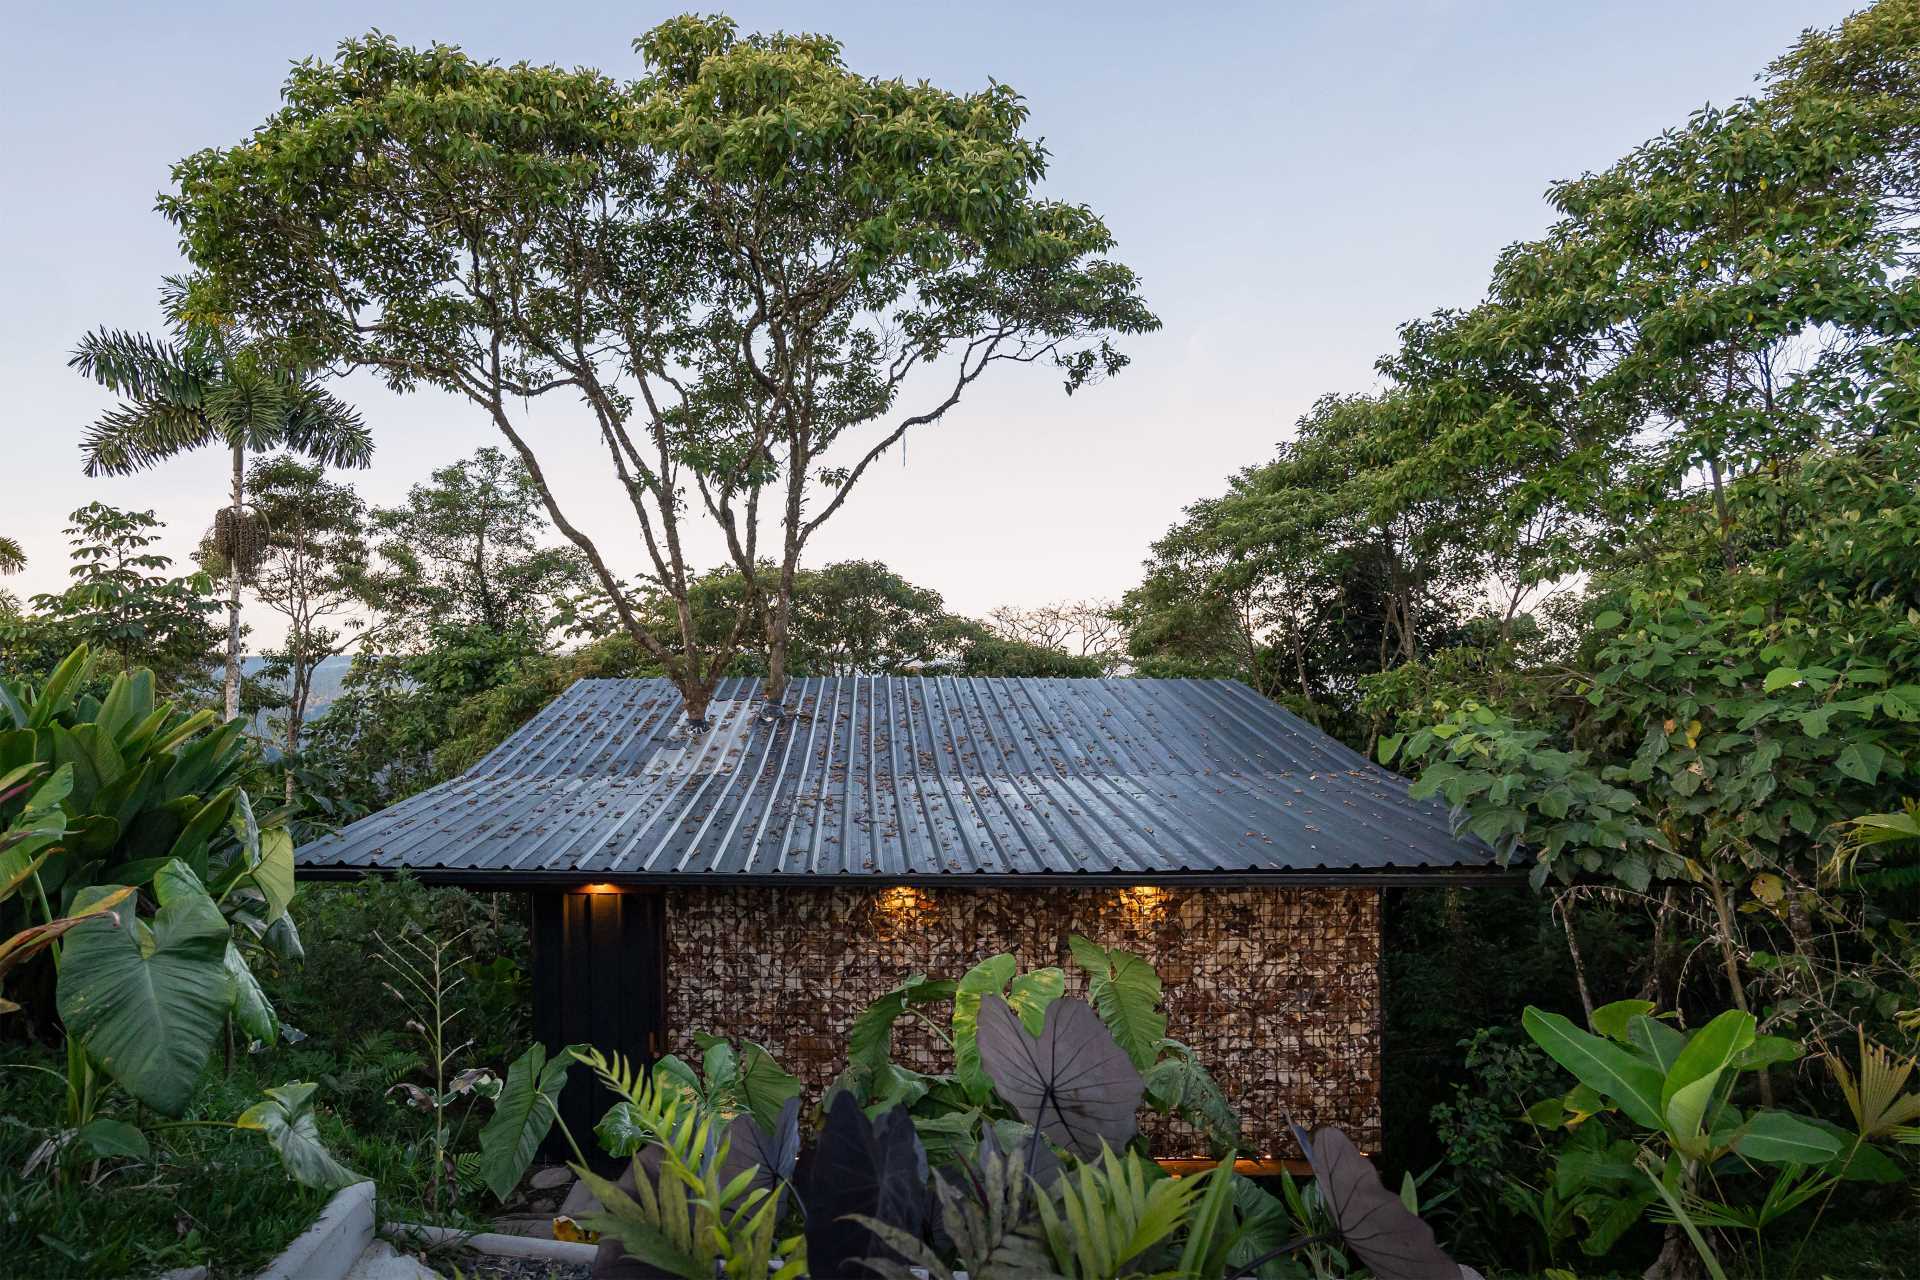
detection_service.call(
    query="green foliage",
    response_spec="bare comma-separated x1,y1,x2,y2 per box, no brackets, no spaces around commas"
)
234,1080,362,1191
162,16,1153,713
1513,1001,1919,1275
1069,935,1168,1071
1428,1026,1566,1259
240,455,380,773
573,1046,801,1280
266,872,529,1063
0,1046,332,1279
851,1140,1055,1280
1030,1143,1206,1280
957,632,1109,679
0,649,303,1128
367,447,589,649
56,869,234,1116
684,1033,807,1131
72,275,371,483
477,1041,577,1203
1,505,221,691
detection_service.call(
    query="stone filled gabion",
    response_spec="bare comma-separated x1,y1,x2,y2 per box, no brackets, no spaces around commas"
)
662,886,1381,1157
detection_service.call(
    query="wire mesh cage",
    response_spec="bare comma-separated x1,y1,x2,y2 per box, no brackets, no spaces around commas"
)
664,885,1382,1157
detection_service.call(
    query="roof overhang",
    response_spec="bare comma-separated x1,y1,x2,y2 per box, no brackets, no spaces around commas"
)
293,864,1525,890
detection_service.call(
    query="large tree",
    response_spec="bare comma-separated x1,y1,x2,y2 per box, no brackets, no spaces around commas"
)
634,16,1158,703
72,275,373,720
161,17,1153,724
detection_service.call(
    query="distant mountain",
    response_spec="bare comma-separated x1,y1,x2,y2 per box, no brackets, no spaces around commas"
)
238,654,361,742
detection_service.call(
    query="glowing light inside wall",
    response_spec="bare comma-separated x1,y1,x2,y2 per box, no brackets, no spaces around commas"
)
1116,884,1169,922
876,885,930,916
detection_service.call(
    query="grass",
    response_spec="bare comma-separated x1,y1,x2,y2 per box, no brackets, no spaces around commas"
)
0,1015,539,1279
0,1047,329,1279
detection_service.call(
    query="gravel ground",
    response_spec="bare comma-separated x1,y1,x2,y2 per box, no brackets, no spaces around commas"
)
431,1248,592,1280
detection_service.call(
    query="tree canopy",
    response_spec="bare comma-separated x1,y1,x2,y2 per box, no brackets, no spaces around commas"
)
161,16,1154,722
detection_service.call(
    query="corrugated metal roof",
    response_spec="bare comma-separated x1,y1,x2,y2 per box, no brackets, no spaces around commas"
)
298,677,1497,884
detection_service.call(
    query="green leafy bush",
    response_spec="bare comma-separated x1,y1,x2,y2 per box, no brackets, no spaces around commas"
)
270,871,530,1064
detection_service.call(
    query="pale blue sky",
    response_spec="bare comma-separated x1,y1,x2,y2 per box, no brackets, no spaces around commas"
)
1,2,1859,642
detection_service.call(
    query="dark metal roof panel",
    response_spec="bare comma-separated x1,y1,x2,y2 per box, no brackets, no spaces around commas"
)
299,677,1497,882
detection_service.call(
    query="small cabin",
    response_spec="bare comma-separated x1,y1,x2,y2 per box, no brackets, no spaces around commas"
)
299,677,1497,1156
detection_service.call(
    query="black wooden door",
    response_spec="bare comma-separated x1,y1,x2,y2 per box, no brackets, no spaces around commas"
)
530,889,666,1162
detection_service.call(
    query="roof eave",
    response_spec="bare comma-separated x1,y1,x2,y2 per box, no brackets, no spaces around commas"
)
293,863,1522,890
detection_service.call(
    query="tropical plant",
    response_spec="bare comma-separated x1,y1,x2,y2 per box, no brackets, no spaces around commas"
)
373,928,502,1213
571,1045,802,1280
1520,1000,1912,1277
852,1134,1055,1280
0,763,129,1018
72,273,372,720
653,1033,805,1133
474,1040,591,1207
0,646,296,940
563,971,1467,1280
0,645,347,1189
0,536,25,576
829,938,1244,1170
1031,1143,1209,1280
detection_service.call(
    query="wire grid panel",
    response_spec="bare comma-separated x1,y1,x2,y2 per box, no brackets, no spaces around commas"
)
663,885,1382,1157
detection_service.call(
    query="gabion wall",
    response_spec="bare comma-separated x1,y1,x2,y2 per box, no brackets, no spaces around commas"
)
662,886,1381,1157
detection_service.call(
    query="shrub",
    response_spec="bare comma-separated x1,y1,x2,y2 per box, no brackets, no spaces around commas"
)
271,872,531,1064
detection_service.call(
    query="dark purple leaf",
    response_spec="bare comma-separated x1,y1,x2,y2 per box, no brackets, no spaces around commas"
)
723,1095,801,1209
976,994,1142,1161
1292,1124,1459,1280
803,1092,929,1278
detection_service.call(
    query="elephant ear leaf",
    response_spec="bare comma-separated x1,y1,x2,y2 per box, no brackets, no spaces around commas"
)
1293,1124,1459,1280
56,869,232,1116
722,1095,802,1212
975,994,1143,1161
1069,935,1166,1071
805,1093,929,1280
478,1043,580,1201
848,973,957,1076
237,1081,360,1190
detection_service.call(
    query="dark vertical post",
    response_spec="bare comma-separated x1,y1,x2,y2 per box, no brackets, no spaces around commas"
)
531,887,667,1164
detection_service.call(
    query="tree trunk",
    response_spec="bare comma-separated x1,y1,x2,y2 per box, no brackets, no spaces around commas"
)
683,683,712,727
1557,892,1597,1022
224,443,244,722
1638,885,1680,1008
764,552,800,707
1644,1224,1701,1280
1705,867,1774,1106
284,662,304,804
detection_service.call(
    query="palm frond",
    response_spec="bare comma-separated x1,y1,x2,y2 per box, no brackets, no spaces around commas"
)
283,383,375,468
1032,1144,1201,1280
79,402,219,477
205,368,293,453
0,537,23,575
1829,1028,1920,1140
70,328,205,402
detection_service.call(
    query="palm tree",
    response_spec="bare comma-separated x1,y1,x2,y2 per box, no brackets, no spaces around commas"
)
72,276,372,721
0,537,23,575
